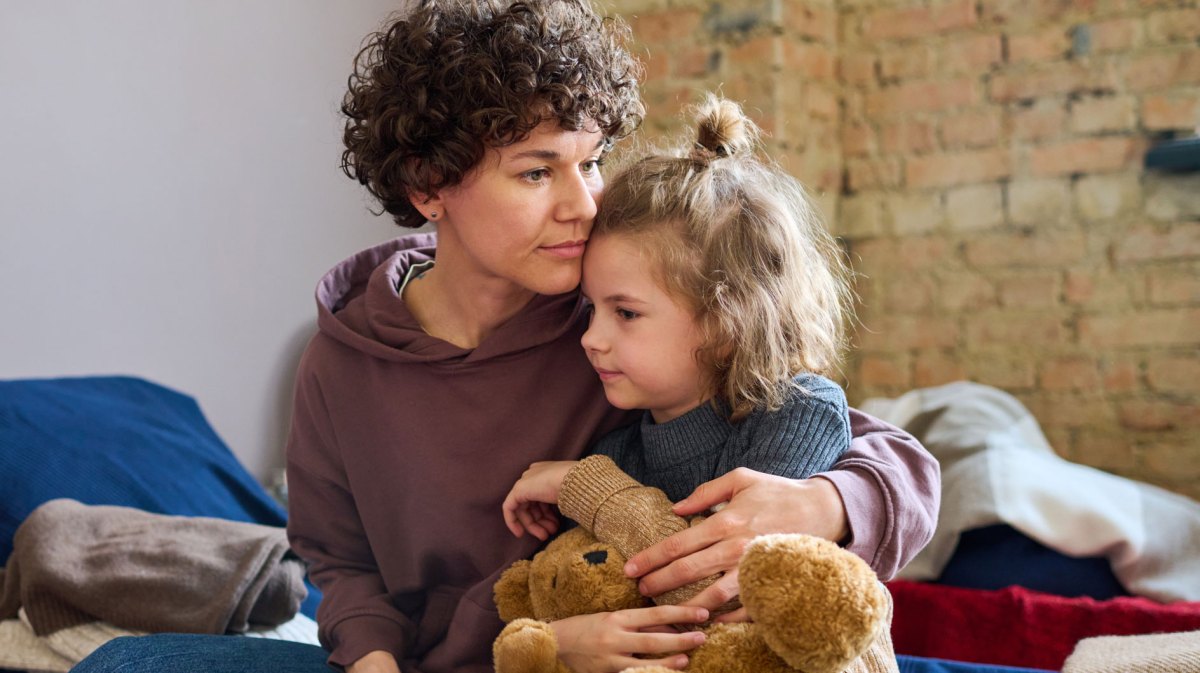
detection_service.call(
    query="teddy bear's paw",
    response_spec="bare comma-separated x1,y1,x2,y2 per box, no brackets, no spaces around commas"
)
689,623,797,673
737,534,890,673
493,618,565,673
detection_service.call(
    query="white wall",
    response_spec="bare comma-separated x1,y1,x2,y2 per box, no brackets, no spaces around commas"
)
0,1,407,480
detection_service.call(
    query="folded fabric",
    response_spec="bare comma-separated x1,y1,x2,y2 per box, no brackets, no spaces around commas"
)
862,382,1200,603
0,609,320,672
0,499,306,638
888,580,1200,671
1062,629,1200,673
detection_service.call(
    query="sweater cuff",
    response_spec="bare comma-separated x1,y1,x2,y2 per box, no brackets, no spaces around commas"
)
560,455,643,531
323,612,411,668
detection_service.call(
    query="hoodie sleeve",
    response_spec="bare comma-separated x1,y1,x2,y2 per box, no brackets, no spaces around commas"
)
285,352,416,667
817,407,941,581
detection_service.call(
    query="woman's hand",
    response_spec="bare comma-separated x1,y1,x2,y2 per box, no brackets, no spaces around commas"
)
345,650,401,673
552,605,709,673
623,469,848,620
502,460,578,540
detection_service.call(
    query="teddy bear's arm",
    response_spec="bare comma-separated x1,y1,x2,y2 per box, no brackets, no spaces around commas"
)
493,559,536,622
559,455,718,606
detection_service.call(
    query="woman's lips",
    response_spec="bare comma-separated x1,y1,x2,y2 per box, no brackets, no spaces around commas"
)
540,240,587,259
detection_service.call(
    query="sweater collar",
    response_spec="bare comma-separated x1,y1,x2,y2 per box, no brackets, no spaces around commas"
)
639,402,732,471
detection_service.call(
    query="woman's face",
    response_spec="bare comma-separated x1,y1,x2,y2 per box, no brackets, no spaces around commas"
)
428,122,608,296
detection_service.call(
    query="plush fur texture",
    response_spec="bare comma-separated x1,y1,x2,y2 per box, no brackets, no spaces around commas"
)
492,528,897,673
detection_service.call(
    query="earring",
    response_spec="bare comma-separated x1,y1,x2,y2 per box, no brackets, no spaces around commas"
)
429,211,438,220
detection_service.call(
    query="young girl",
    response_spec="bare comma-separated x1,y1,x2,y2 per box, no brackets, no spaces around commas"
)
503,96,859,609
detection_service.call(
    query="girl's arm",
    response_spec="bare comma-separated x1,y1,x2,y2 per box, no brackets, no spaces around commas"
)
559,455,718,606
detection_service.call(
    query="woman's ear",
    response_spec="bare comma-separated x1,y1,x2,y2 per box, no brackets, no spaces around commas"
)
408,191,444,223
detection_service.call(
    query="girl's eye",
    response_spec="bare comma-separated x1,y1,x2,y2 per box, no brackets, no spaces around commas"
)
616,308,639,321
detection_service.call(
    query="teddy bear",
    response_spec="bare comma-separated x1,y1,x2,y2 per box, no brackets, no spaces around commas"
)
492,457,897,673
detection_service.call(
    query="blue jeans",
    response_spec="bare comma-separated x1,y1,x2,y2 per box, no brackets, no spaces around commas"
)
69,637,1056,673
69,634,338,673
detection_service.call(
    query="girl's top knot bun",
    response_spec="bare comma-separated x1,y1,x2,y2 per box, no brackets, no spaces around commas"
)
689,95,758,163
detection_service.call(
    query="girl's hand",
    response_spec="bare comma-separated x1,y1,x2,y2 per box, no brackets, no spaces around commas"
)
552,606,709,673
502,460,578,540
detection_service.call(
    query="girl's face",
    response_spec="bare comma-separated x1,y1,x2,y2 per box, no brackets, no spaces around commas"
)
426,121,608,297
580,233,712,423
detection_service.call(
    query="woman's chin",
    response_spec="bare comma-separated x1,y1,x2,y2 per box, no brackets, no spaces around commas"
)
526,267,582,296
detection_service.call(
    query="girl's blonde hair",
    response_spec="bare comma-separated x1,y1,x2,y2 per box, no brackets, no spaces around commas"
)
593,95,855,421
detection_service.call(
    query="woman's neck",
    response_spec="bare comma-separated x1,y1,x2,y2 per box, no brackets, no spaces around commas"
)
402,250,536,350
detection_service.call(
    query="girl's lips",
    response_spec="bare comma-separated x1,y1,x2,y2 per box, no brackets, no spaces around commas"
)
540,240,587,259
594,368,622,382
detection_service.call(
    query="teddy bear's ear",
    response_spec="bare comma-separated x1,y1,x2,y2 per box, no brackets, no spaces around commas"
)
493,559,536,622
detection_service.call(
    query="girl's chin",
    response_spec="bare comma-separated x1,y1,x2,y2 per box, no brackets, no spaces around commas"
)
602,393,639,411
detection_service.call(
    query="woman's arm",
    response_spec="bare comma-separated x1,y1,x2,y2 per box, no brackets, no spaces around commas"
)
622,408,939,611
819,407,941,579
561,387,862,609
286,358,418,668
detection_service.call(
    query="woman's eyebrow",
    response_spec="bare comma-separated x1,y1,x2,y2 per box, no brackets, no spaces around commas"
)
508,139,607,163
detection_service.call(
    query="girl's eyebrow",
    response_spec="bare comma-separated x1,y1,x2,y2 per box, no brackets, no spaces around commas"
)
601,293,647,305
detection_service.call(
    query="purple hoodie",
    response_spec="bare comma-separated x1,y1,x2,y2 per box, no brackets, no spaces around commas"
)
285,234,939,672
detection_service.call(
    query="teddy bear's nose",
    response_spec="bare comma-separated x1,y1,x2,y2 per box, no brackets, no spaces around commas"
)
583,550,608,565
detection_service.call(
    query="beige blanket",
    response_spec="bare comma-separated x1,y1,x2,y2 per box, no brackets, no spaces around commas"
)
0,499,306,637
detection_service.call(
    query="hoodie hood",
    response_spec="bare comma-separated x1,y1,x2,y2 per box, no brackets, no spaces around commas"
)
314,233,587,365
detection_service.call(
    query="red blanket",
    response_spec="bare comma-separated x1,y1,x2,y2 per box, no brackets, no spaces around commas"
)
887,580,1200,670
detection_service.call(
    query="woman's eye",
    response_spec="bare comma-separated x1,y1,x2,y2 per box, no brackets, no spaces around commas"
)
616,308,638,321
523,168,550,183
582,157,606,175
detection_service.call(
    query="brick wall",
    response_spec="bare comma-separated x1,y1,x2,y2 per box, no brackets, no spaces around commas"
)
603,0,1200,500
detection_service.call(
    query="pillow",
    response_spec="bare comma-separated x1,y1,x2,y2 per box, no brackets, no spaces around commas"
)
0,375,319,617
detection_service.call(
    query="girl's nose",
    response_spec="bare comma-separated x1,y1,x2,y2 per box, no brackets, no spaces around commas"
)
580,318,605,353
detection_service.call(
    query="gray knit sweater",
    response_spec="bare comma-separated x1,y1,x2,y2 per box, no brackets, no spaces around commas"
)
590,373,851,503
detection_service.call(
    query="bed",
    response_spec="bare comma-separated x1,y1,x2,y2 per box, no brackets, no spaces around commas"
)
0,376,321,672
1,375,1195,673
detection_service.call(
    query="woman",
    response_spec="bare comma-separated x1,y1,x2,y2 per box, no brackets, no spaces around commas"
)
73,2,938,673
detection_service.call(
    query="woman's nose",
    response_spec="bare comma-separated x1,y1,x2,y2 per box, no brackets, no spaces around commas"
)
557,171,599,224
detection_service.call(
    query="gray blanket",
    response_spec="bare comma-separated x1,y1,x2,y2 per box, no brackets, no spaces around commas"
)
0,499,306,636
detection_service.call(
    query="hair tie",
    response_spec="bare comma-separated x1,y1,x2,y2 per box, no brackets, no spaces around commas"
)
690,142,731,163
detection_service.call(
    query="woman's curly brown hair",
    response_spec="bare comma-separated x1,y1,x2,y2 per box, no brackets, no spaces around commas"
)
342,0,645,228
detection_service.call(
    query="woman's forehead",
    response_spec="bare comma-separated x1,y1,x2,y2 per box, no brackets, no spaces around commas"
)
497,122,606,161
